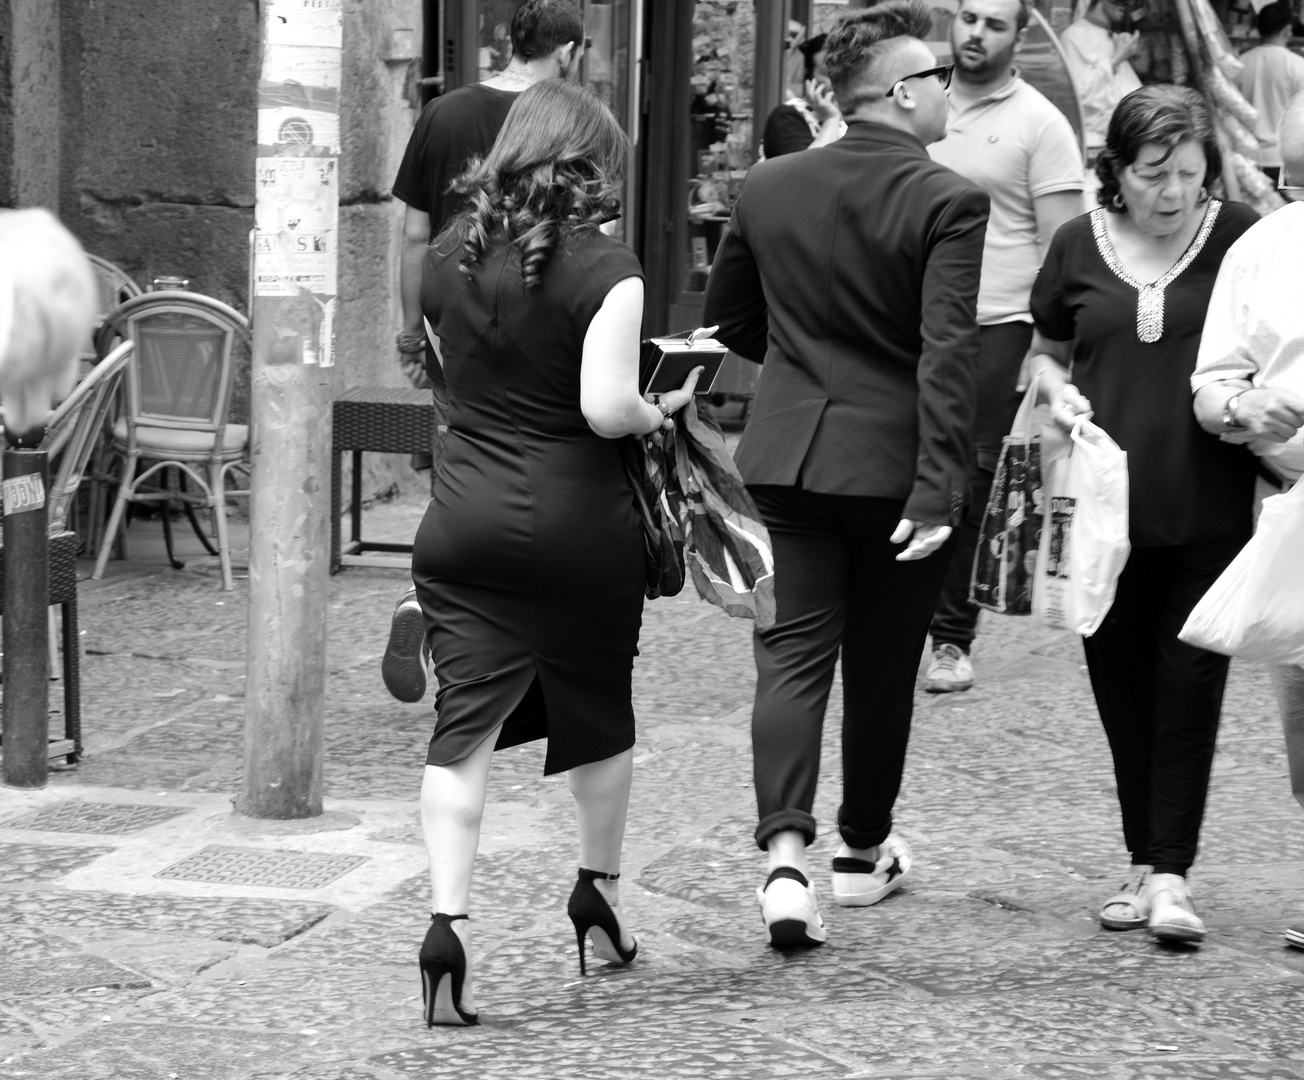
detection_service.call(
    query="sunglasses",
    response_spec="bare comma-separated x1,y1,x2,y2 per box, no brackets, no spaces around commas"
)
1279,170,1303,196
884,64,954,97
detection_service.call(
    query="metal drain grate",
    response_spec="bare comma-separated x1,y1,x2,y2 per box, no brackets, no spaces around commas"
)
155,845,368,889
2,801,189,835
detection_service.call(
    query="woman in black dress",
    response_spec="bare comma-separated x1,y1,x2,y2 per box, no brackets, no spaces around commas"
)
1029,86,1258,945
411,81,700,1027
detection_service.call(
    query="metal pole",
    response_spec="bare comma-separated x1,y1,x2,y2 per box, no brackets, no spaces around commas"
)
239,0,342,819
2,440,50,788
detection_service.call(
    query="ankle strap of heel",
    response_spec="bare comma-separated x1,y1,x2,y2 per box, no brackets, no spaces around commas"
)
431,912,469,923
577,867,620,882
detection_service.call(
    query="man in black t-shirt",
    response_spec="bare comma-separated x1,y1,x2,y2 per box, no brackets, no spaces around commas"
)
383,0,586,704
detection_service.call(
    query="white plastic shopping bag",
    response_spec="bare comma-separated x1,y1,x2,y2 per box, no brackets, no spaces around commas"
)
1033,418,1131,636
1179,479,1304,664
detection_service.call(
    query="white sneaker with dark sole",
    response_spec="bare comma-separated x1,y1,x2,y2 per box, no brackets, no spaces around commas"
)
831,834,912,907
757,867,826,947
1285,923,1304,950
925,644,974,693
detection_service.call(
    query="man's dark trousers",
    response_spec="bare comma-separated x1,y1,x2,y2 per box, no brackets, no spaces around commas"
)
750,485,955,851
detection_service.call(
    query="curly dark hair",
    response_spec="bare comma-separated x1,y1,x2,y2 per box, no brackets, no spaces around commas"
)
1096,85,1221,211
439,81,628,291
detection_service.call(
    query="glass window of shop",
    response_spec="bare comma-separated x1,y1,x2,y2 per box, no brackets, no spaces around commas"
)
461,1,637,240
685,3,757,295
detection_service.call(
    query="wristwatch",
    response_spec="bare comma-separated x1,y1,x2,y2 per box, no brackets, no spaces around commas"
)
1222,392,1245,430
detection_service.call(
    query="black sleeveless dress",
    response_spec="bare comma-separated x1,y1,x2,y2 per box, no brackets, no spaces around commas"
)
413,230,646,775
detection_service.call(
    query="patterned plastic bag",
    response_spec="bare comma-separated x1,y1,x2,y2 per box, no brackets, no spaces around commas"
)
969,379,1047,616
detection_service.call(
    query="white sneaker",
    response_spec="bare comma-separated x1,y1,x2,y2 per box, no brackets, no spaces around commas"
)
831,834,913,907
756,868,826,947
1147,873,1206,944
925,644,974,693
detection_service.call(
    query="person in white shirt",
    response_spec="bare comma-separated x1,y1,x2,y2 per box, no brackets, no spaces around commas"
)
924,0,1085,692
1236,2,1304,184
1059,0,1142,156
1191,90,1304,953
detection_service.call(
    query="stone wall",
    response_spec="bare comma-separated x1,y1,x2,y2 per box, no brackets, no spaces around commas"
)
0,0,425,501
1,0,62,210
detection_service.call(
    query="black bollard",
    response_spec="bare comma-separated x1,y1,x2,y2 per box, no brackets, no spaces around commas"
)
2,429,50,789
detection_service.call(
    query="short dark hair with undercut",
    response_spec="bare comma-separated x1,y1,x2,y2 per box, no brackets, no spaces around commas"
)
511,0,584,62
823,0,936,114
1257,2,1293,40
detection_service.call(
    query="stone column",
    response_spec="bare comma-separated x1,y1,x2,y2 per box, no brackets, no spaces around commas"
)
0,0,61,209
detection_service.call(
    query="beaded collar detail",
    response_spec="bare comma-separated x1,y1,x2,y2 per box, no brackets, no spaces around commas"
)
1089,198,1222,345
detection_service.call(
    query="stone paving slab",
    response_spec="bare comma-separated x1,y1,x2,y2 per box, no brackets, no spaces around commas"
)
769,987,1235,1072
1117,979,1304,1060
0,1025,311,1080
46,756,213,793
1,801,190,835
0,954,151,996
1,891,335,947
0,924,82,961
1097,1064,1304,1080
367,1020,850,1079
0,842,114,884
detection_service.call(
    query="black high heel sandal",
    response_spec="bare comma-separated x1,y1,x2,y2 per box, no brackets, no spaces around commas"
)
567,868,639,976
419,913,479,1027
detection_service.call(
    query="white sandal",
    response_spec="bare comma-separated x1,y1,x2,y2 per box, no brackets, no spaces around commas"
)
1099,868,1152,931
1147,873,1206,944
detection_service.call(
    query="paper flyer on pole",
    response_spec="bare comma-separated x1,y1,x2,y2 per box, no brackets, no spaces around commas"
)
253,0,342,364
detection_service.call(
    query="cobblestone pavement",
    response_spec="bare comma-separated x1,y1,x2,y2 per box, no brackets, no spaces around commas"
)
1,492,1302,1079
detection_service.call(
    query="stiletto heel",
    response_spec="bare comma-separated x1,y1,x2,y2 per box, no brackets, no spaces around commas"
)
567,867,639,976
419,913,479,1027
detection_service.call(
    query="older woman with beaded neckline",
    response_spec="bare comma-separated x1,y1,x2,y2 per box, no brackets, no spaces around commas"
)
1026,85,1259,946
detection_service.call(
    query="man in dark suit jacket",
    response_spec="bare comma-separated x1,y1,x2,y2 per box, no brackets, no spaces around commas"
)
703,0,989,948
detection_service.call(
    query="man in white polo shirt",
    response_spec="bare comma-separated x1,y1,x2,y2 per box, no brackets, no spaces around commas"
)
1059,0,1141,159
925,0,1084,692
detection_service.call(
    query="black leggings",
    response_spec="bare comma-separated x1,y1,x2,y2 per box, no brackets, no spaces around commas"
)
1082,540,1244,876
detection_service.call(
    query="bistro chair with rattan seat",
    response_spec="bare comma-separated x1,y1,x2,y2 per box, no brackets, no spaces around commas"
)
86,255,144,322
0,344,131,764
91,292,251,590
41,340,134,535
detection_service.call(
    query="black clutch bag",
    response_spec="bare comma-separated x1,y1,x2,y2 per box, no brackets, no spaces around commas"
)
640,326,729,396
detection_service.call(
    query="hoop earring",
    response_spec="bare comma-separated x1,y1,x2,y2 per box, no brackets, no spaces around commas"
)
1111,193,1125,211
1198,186,1209,202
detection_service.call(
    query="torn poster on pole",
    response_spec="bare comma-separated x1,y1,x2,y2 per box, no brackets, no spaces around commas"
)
253,0,342,356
